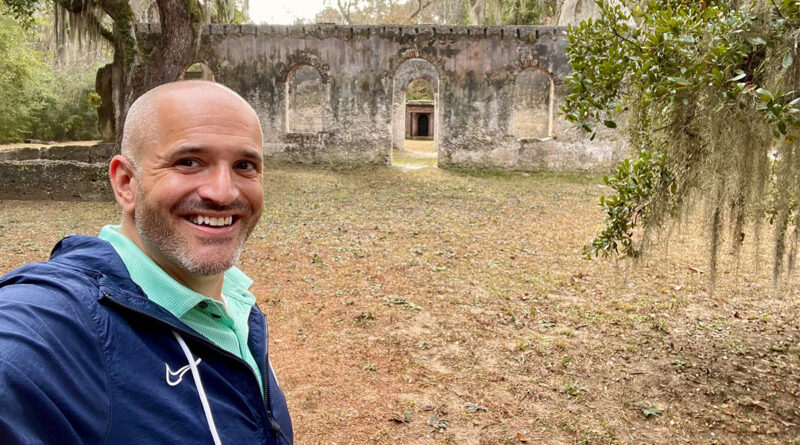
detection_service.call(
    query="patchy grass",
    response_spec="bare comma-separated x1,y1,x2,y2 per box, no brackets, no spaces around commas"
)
1,162,799,444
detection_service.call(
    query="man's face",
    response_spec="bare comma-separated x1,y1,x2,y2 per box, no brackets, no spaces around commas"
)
133,89,264,276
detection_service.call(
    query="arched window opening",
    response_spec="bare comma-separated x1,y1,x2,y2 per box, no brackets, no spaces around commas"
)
180,62,215,82
512,69,553,139
286,64,324,133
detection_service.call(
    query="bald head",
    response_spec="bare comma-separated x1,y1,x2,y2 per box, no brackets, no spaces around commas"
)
121,81,262,170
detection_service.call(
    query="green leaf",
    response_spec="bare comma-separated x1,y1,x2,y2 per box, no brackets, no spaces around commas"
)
749,37,766,46
667,77,691,86
642,405,662,418
729,70,746,82
784,52,794,69
603,120,617,128
636,401,662,418
756,88,774,101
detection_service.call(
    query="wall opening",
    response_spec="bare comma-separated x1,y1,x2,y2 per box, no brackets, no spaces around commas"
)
179,62,215,82
417,114,429,136
405,78,434,141
392,58,440,167
285,64,325,133
512,68,554,140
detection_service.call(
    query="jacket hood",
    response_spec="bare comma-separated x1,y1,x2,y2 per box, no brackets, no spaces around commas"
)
49,234,143,296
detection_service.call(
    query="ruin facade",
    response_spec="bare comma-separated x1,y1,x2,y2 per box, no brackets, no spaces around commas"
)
136,23,624,171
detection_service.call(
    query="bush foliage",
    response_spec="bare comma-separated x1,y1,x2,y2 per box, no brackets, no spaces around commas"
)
0,13,101,142
562,0,800,284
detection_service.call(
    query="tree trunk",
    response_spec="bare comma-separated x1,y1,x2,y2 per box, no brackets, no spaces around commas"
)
116,0,201,149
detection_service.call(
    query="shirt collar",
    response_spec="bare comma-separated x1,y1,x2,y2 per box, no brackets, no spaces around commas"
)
98,225,254,318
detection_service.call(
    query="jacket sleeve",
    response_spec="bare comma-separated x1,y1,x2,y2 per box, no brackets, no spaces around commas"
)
0,280,110,444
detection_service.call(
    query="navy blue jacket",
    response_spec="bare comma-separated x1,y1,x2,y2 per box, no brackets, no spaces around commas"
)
0,235,293,444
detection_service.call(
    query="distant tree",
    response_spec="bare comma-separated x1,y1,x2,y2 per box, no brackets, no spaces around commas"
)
440,0,557,25
406,78,434,101
313,0,557,25
561,0,800,286
2,0,248,144
0,12,52,141
0,8,102,142
314,6,345,24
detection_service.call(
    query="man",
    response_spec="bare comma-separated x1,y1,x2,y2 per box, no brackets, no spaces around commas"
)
0,81,293,444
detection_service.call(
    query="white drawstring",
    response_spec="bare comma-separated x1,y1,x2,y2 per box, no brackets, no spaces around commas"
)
173,332,222,445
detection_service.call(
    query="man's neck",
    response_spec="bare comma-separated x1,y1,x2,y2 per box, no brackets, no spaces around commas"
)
119,223,225,301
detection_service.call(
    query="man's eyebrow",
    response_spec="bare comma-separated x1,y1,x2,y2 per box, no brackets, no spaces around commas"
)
166,146,262,162
167,146,208,159
237,148,263,163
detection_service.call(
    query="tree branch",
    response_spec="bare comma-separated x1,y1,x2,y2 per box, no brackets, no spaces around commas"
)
54,0,114,43
770,0,785,20
611,24,642,53
409,0,436,19
336,0,354,24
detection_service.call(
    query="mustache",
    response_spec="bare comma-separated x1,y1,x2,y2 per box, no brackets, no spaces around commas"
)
172,199,253,215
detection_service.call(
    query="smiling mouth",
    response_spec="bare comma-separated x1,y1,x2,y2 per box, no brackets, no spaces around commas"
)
187,215,236,227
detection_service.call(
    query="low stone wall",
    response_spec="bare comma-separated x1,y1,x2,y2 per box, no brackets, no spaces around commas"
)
0,143,114,201
0,143,115,163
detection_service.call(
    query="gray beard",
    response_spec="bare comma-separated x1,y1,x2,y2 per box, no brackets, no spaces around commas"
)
134,196,248,276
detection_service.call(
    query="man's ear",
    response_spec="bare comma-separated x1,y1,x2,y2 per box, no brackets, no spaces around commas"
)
109,155,137,213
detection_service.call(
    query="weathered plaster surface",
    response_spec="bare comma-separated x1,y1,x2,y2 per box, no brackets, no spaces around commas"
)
133,23,625,172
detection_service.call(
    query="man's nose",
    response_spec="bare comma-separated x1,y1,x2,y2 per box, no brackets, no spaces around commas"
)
197,164,239,205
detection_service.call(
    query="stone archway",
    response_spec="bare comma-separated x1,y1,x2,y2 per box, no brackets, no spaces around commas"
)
391,58,440,158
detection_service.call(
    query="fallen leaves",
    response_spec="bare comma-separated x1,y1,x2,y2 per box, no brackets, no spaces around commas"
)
2,161,799,444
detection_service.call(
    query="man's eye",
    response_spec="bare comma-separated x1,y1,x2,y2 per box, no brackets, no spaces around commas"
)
235,160,257,171
176,159,201,168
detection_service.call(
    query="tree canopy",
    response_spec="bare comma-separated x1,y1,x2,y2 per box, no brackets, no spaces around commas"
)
311,0,557,25
0,6,103,142
561,0,800,286
1,0,249,143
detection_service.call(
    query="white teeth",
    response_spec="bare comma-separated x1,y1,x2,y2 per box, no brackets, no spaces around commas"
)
189,215,234,227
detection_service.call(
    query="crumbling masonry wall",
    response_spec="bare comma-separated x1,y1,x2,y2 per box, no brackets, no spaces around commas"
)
0,144,114,200
134,24,623,171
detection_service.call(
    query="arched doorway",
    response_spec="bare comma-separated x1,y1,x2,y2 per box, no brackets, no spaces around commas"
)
391,58,440,167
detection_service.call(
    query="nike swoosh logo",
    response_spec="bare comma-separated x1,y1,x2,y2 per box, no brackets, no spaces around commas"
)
165,358,202,386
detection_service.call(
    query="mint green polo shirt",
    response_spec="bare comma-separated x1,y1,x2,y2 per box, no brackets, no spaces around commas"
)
99,225,264,395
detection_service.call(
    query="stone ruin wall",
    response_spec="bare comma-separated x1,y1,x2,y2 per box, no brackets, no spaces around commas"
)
138,23,625,172
0,144,113,200
0,23,626,201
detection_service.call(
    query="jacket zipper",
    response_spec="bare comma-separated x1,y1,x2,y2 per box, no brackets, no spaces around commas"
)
100,293,272,422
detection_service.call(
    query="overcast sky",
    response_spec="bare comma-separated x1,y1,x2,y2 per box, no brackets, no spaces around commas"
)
249,0,328,24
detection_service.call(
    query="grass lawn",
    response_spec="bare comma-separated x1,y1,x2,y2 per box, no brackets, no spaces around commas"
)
0,159,798,444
